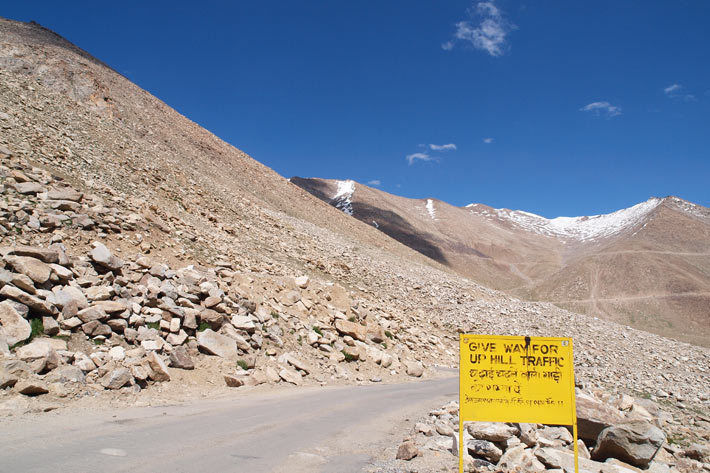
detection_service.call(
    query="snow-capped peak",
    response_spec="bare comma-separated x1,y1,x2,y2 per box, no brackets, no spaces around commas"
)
332,180,355,216
426,199,436,220
467,198,663,241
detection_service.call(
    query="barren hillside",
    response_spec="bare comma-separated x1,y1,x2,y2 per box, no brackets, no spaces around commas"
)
0,19,708,469
293,177,710,346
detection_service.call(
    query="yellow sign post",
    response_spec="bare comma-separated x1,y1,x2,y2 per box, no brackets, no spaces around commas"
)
459,334,578,473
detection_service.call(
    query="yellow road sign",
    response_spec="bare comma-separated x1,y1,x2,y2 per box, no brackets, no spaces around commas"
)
459,334,578,472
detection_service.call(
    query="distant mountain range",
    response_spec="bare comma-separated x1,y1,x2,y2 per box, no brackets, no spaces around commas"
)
292,177,710,346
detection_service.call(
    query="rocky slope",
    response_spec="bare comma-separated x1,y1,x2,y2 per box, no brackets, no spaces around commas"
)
0,18,708,472
292,178,710,346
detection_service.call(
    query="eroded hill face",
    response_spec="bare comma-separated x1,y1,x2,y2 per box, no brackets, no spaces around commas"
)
292,178,710,346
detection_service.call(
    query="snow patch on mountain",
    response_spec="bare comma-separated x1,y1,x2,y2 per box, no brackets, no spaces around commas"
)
466,198,663,241
667,196,709,219
332,180,355,216
426,199,436,220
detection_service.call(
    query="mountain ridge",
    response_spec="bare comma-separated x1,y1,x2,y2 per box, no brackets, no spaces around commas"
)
292,177,710,346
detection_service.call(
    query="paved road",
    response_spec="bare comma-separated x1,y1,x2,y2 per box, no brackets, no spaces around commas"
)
3,376,458,472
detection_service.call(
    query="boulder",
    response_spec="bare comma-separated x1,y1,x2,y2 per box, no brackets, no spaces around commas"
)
47,187,83,202
334,319,368,341
404,360,424,377
224,374,245,387
0,269,36,293
6,256,52,285
146,352,171,382
14,182,44,195
15,340,60,373
230,315,256,333
0,285,56,315
169,346,194,369
281,353,313,374
278,367,302,385
497,445,545,472
42,316,60,336
53,286,88,310
467,439,503,463
294,276,309,289
396,441,419,460
15,380,49,396
100,367,133,389
100,368,133,390
576,393,625,443
45,365,85,384
1,245,59,263
592,421,666,468
90,243,123,271
467,422,519,442
0,301,31,346
197,329,237,358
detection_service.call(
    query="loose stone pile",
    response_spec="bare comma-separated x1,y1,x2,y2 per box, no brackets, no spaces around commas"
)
393,389,709,473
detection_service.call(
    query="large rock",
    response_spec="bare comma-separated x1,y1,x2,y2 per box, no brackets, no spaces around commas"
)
0,285,56,315
278,367,302,385
534,447,611,473
197,329,237,358
467,439,503,463
90,243,123,271
0,301,31,346
404,360,424,377
224,374,246,387
47,187,83,202
15,380,49,396
592,421,666,468
497,445,545,472
6,256,52,285
230,315,256,333
467,422,519,442
396,440,419,460
53,286,89,310
576,393,626,442
15,339,60,373
334,319,368,342
0,269,36,293
169,346,194,369
1,246,59,263
100,368,133,390
146,352,171,382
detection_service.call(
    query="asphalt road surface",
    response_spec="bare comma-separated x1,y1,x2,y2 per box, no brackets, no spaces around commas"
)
3,376,458,472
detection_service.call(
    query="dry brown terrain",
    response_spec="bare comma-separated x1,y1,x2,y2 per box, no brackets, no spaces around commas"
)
0,18,708,472
293,178,710,346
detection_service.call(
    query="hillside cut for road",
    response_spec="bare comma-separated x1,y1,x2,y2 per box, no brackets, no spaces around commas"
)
292,178,710,346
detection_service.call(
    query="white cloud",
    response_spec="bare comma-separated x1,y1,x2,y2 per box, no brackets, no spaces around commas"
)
483,137,493,144
579,101,622,118
443,1,516,57
664,83,695,101
367,179,381,186
406,152,435,165
429,143,457,151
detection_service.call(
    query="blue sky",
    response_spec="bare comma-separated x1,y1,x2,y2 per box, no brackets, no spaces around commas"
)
5,1,709,217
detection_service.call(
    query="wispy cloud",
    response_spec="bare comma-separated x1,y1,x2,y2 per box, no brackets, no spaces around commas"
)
367,179,381,186
579,101,622,118
483,137,494,144
443,1,516,57
664,83,695,102
429,143,457,151
406,152,435,165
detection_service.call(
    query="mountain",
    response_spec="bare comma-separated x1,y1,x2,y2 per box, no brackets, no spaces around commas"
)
1,17,708,470
292,178,710,346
